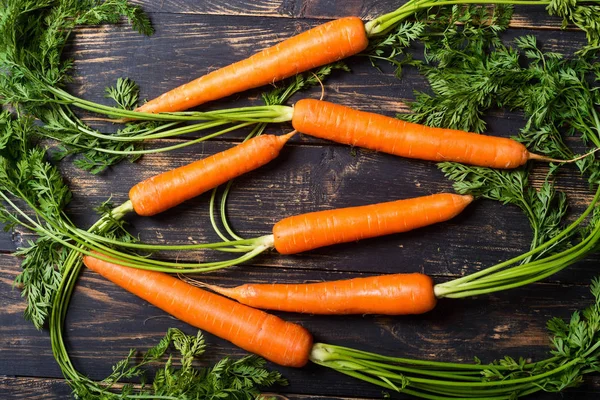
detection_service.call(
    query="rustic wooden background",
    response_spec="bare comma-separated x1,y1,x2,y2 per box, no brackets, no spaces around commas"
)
1,0,600,398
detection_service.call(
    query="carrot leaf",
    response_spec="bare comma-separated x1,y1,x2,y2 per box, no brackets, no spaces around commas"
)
66,327,286,399
0,0,153,110
364,20,425,78
0,112,73,328
440,162,574,261
546,0,600,56
105,77,141,111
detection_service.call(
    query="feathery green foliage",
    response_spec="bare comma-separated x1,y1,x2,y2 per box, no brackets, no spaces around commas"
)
69,328,286,399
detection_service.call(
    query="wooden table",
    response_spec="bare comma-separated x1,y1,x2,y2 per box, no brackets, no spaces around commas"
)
1,1,600,398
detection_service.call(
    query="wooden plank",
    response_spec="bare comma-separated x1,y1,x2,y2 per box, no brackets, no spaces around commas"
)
0,377,73,399
0,376,382,400
129,0,573,30
0,234,17,254
1,254,600,399
2,2,600,399
0,376,597,400
129,0,300,18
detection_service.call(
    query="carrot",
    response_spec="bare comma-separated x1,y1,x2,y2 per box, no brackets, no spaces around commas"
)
136,17,368,113
196,273,437,315
83,254,313,367
129,131,294,216
88,192,474,274
291,99,534,169
271,193,473,254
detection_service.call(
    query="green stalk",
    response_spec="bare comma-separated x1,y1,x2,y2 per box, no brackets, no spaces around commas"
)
46,86,293,123
310,343,539,371
364,0,554,36
443,233,596,291
65,114,232,142
50,212,123,397
310,342,592,399
71,227,257,252
408,381,538,396
209,122,269,243
55,122,256,156
343,358,485,381
0,188,274,273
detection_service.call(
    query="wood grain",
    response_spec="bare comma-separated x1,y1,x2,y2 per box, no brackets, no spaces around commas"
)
1,1,600,400
129,0,573,30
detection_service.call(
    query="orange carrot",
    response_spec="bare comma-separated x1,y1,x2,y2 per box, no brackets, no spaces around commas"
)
96,193,474,274
271,193,473,254
197,273,437,315
136,18,368,113
83,254,313,367
291,99,533,169
129,132,294,216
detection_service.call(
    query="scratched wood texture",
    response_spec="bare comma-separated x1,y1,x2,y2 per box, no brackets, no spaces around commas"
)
1,1,600,399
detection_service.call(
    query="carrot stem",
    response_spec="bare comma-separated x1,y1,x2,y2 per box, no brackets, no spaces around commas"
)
208,122,268,243
0,189,272,273
345,359,484,381
364,0,553,37
75,239,271,273
311,343,584,398
46,86,293,123
528,147,600,163
69,227,261,251
310,343,540,371
220,180,245,240
75,122,255,156
80,119,232,142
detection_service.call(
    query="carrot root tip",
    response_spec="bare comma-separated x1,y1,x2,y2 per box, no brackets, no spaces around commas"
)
528,153,562,162
180,276,234,298
280,130,298,143
528,148,599,163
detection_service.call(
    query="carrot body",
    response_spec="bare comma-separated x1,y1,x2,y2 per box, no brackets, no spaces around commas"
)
272,193,473,254
203,273,437,315
136,18,369,113
83,255,313,367
129,132,293,216
291,99,530,169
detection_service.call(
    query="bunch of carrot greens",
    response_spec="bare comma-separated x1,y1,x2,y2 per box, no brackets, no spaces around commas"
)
1,0,600,399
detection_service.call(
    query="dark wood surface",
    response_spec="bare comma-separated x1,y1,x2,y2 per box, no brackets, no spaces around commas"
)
2,1,600,399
